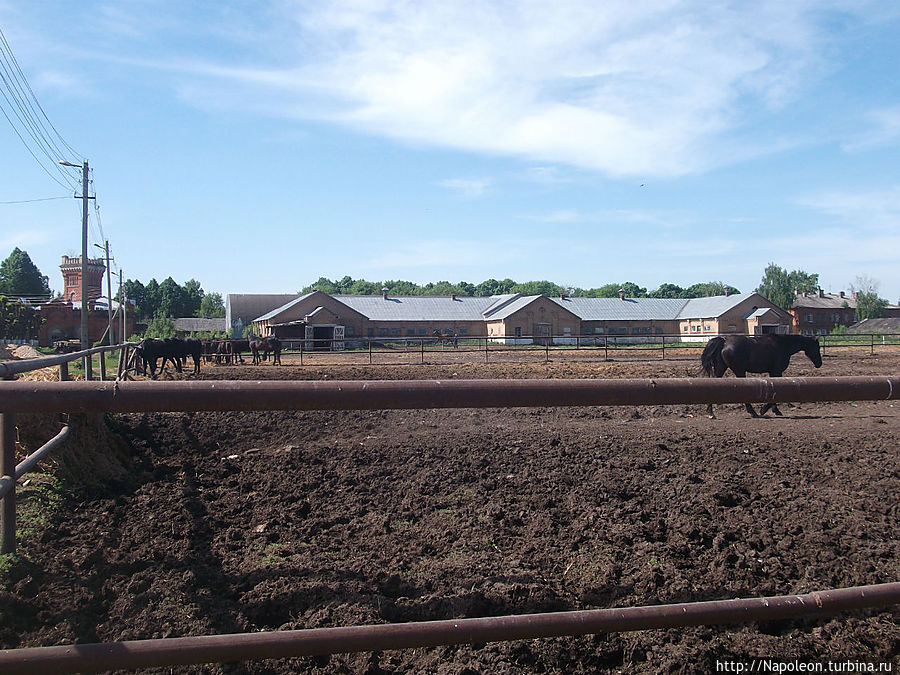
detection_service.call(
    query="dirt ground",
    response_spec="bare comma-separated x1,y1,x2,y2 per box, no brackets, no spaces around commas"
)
2,347,900,673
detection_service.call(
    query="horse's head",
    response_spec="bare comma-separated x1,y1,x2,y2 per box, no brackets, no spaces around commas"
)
805,337,822,368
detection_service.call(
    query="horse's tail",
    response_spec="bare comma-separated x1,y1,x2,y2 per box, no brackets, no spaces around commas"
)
700,336,725,376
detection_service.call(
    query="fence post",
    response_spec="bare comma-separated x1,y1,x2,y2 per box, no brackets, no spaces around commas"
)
1,411,16,554
99,351,107,381
871,333,874,356
604,336,608,360
59,361,69,382
368,339,372,365
421,338,424,365
661,335,665,360
484,337,489,364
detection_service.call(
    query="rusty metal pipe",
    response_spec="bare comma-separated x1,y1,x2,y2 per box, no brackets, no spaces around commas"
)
0,343,138,380
0,425,70,500
0,376,896,414
1,582,899,674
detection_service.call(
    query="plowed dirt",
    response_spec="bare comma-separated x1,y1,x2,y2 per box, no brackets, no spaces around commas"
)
2,347,899,673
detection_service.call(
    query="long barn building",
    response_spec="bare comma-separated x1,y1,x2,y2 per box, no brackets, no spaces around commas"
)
226,290,792,348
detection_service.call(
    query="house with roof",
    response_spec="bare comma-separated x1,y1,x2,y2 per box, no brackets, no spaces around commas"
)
790,290,858,336
242,288,791,349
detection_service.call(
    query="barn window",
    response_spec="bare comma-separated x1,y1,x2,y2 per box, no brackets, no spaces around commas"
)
378,328,388,337
391,328,401,336
459,328,468,335
418,328,427,335
345,326,355,336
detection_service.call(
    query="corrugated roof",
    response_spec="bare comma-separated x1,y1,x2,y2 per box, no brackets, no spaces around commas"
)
334,295,508,322
551,296,688,321
226,294,298,323
253,293,315,322
676,292,760,319
744,307,774,319
173,318,227,332
484,295,545,320
848,318,900,333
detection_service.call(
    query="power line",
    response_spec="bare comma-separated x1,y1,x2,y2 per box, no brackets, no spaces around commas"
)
0,26,81,189
0,195,70,204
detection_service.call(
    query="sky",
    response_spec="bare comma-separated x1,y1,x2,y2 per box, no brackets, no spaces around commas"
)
1,1,899,303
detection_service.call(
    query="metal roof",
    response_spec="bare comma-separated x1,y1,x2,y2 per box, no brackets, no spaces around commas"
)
551,296,689,321
848,318,900,333
173,318,227,332
484,295,545,320
226,294,298,324
333,295,509,322
676,292,760,319
254,293,315,322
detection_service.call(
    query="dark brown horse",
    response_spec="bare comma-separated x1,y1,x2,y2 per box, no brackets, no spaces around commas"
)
700,334,822,418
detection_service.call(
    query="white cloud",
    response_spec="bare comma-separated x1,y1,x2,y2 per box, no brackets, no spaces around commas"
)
796,187,900,233
74,0,887,178
842,108,900,151
436,177,491,198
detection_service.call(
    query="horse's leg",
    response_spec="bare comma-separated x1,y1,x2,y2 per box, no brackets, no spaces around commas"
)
732,370,759,417
706,361,730,418
759,373,784,416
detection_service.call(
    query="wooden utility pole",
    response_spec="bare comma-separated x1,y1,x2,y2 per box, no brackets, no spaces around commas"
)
59,159,95,377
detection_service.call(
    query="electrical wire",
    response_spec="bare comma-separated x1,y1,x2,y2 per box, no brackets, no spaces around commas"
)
0,195,71,204
0,26,82,189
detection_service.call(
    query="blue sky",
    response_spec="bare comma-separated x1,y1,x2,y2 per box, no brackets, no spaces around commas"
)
1,1,899,303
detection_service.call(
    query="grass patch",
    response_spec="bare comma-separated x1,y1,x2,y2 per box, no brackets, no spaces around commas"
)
0,472,67,590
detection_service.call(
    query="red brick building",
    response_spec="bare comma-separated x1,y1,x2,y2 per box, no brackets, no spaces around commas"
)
790,290,857,336
37,256,134,346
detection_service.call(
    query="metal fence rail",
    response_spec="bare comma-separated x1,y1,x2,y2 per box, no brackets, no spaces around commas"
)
1,582,899,674
0,376,896,414
1,375,898,671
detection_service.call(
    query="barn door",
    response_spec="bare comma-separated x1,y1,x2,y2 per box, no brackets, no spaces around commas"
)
333,325,345,351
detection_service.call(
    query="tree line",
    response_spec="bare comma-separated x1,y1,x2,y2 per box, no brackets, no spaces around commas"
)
122,278,225,321
301,276,741,300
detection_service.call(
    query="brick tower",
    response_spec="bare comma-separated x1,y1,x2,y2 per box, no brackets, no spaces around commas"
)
60,255,105,304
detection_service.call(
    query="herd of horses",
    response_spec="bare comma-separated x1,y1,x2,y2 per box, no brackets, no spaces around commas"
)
130,332,823,419
132,333,281,378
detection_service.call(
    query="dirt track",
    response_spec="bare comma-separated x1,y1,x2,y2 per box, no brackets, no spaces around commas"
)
2,348,899,673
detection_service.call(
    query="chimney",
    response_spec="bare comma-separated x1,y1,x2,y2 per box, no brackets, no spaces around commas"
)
818,288,824,298
451,293,457,301
725,288,730,297
839,291,845,298
618,289,625,301
381,287,388,300
559,293,566,300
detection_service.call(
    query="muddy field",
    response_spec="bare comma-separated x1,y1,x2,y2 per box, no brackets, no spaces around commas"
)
2,348,900,673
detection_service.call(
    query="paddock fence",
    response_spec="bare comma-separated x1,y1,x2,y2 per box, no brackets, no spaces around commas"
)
1,365,899,672
266,332,900,366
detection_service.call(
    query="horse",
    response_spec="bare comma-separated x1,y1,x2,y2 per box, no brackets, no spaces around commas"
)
263,336,282,365
248,333,266,365
700,333,822,418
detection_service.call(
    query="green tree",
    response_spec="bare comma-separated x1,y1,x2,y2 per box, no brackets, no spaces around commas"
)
0,247,51,297
648,283,685,298
157,277,187,318
182,278,204,317
757,263,817,310
683,281,740,298
144,315,176,338
851,275,888,319
511,280,566,296
475,278,516,296
198,292,225,318
303,277,340,294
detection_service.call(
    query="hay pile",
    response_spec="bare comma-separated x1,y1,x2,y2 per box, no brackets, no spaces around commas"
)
2,342,60,381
